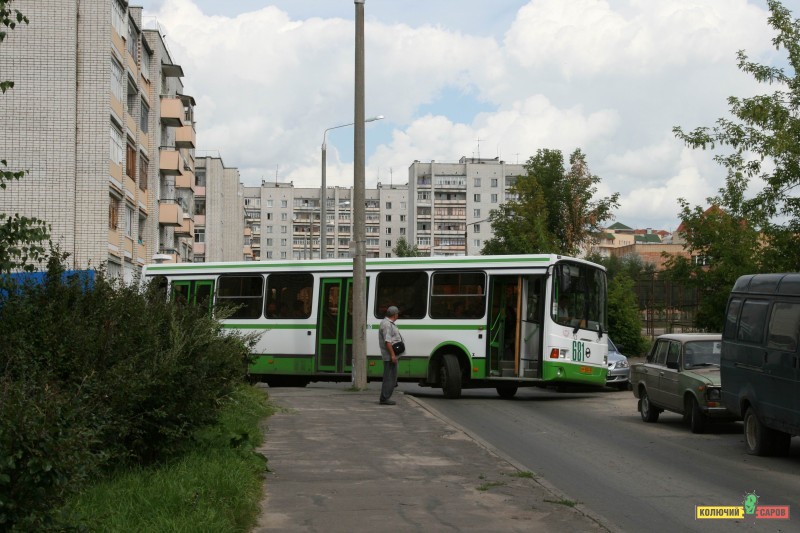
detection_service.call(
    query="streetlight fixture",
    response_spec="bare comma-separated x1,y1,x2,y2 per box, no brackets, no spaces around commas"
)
321,114,384,259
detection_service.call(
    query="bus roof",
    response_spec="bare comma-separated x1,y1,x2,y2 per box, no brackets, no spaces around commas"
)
143,254,605,276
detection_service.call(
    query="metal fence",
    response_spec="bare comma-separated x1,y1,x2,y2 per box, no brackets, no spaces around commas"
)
634,277,702,338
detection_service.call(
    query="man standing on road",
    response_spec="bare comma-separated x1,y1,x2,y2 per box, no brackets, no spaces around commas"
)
378,305,402,405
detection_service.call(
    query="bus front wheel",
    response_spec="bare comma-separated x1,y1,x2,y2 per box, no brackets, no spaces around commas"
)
496,385,518,399
440,353,462,399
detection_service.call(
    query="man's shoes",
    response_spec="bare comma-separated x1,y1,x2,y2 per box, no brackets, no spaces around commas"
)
379,400,396,405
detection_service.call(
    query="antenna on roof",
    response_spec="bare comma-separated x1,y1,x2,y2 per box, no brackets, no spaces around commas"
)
476,137,483,160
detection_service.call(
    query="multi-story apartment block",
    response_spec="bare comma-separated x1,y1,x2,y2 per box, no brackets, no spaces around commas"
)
0,1,196,279
408,157,526,256
236,157,526,262
194,155,245,262
242,182,408,260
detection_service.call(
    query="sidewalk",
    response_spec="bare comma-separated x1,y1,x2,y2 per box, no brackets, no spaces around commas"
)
253,385,608,532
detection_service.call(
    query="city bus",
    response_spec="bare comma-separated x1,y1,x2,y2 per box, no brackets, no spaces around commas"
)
143,254,609,398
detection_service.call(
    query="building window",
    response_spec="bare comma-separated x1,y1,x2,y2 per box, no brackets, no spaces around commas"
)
281,213,287,221
265,238,273,246
473,239,481,247
281,251,287,259
266,251,273,259
139,155,148,191
473,209,480,218
124,204,134,237
400,227,406,235
108,196,120,230
385,240,392,248
491,178,498,187
385,215,391,222
267,199,273,208
281,238,287,246
140,99,149,133
385,228,392,234
112,0,126,37
281,200,287,208
125,143,136,179
196,169,206,187
386,202,392,209
266,226,273,234
138,213,145,243
110,122,124,165
141,48,151,77
111,58,124,102
281,226,287,234
400,202,407,209
474,178,481,187
473,224,480,233
126,18,138,60
473,194,481,202
194,197,205,216
491,194,498,203
400,215,406,222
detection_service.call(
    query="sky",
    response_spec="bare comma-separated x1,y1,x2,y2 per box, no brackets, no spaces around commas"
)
134,0,800,232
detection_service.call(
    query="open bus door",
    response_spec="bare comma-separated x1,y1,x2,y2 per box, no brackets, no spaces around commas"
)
488,276,521,377
171,279,214,314
317,278,355,374
520,275,544,378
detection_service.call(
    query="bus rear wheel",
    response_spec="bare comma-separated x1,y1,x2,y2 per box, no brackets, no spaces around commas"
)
440,353,462,399
496,385,518,399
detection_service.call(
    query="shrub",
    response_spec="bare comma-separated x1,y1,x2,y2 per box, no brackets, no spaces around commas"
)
0,257,256,529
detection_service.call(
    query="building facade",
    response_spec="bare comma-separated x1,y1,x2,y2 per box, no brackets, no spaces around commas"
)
194,156,244,262
0,1,196,279
408,157,526,256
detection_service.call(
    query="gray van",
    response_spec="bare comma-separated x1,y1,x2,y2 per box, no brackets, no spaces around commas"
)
721,273,800,456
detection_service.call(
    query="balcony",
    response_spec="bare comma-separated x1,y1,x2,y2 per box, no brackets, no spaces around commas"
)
159,150,182,176
160,97,183,127
175,168,194,189
158,201,182,226
175,214,194,236
175,124,195,149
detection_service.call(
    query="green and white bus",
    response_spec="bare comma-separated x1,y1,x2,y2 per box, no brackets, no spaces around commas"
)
143,254,609,398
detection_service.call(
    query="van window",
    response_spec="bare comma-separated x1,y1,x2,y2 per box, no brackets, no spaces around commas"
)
723,298,741,340
767,302,800,353
736,299,769,344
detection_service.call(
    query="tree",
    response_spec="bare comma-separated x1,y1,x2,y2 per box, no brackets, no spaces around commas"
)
392,236,422,257
481,148,619,256
0,1,49,273
672,0,800,272
607,273,646,356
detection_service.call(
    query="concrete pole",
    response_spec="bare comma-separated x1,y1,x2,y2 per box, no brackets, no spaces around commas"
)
352,0,367,390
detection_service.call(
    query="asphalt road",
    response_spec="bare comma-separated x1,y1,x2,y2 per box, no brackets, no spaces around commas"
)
400,383,800,533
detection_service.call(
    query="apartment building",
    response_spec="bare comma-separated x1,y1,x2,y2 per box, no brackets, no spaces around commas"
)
194,155,244,263
0,1,196,279
408,157,526,256
241,182,407,260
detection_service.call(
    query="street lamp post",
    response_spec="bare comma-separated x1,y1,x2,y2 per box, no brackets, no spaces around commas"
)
321,115,384,259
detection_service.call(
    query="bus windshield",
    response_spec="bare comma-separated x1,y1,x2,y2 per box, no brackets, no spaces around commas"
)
551,262,607,332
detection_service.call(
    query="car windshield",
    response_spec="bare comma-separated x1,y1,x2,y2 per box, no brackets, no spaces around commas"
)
683,340,722,369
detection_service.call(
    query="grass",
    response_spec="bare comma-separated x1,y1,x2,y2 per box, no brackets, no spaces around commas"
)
544,498,579,508
507,470,537,479
477,481,507,491
62,385,274,532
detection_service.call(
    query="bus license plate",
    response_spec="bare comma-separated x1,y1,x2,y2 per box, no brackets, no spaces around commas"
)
579,366,593,374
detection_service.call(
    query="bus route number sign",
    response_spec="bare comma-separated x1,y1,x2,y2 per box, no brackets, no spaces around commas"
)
572,340,586,362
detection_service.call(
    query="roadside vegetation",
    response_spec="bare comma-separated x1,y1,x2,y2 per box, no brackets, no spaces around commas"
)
0,255,267,531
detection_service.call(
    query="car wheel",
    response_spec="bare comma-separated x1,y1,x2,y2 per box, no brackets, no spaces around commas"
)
687,396,707,434
640,388,659,423
440,353,462,399
744,407,790,456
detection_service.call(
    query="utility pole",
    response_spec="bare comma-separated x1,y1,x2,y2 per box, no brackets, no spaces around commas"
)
352,0,367,390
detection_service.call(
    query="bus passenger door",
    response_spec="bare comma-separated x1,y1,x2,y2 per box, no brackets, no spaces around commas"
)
520,275,544,378
488,276,521,377
317,278,354,373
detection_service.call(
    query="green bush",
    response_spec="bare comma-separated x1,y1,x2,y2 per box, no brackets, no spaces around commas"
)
0,258,256,529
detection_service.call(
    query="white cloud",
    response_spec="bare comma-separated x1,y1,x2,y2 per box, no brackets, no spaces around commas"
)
143,0,783,231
